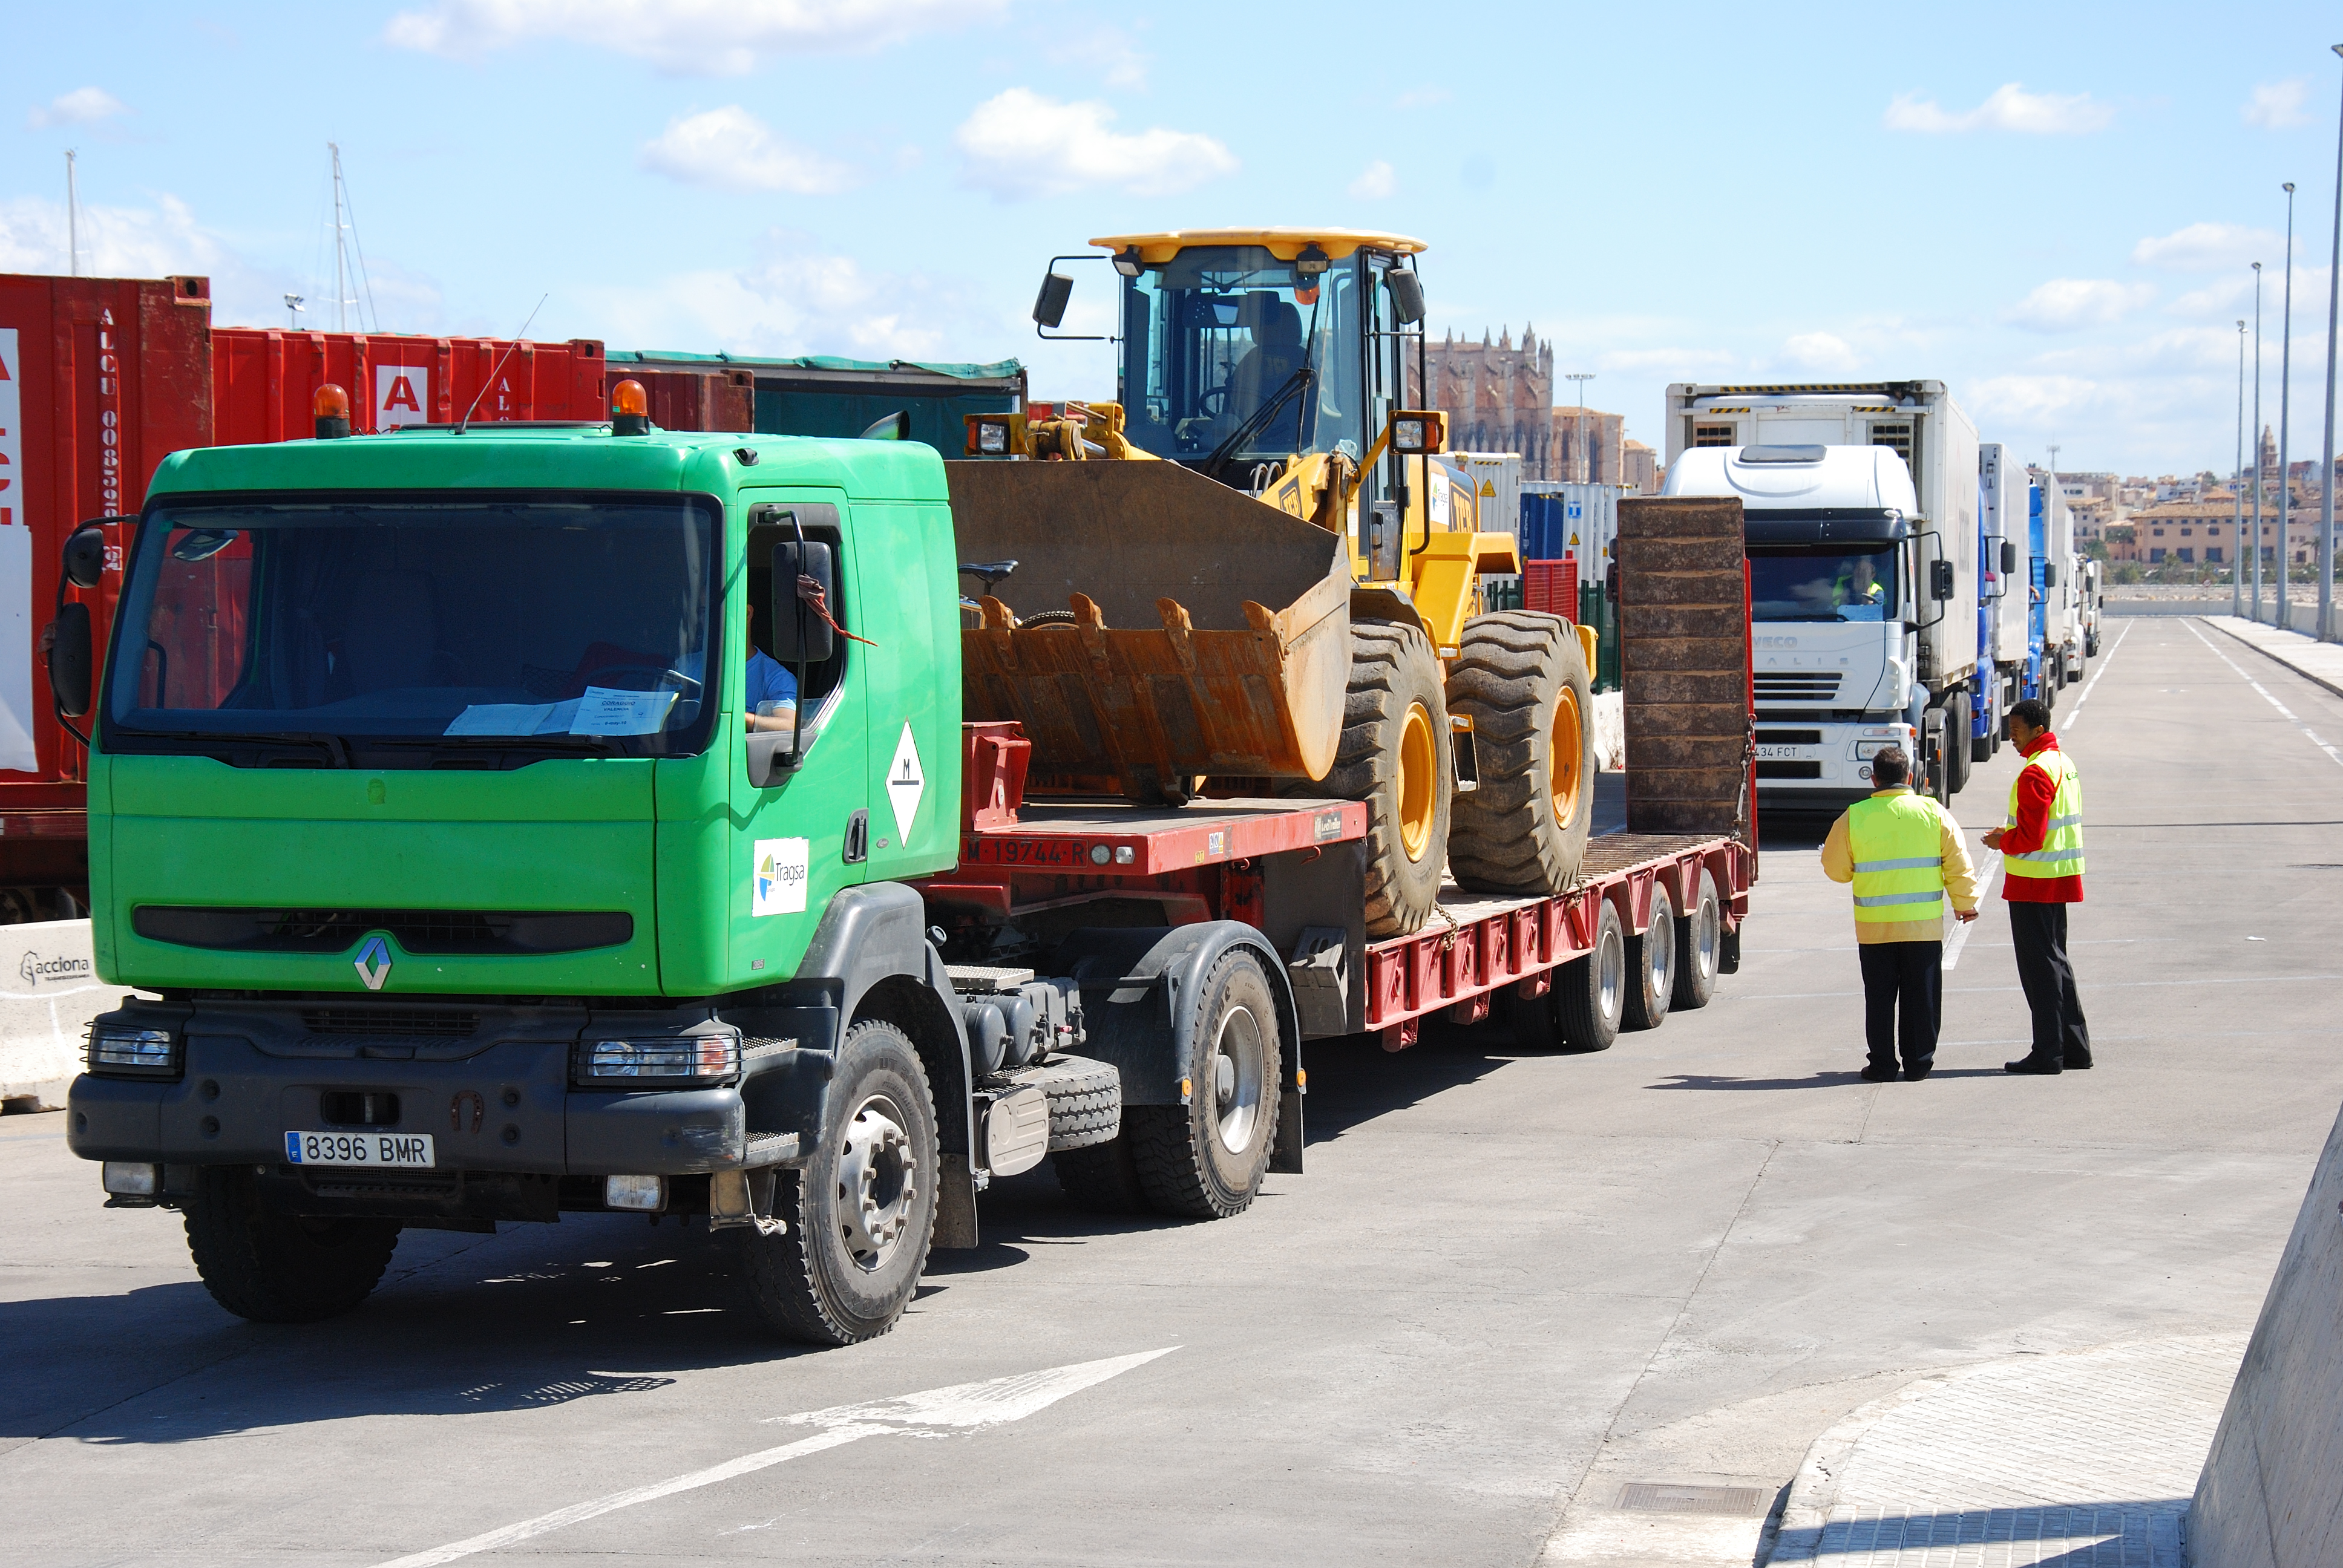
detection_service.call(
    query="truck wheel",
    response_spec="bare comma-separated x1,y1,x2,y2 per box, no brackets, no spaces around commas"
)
1126,949,1282,1219
1053,1135,1150,1214
1969,687,1993,765
1947,691,1973,794
1446,612,1595,897
1323,620,1452,938
1672,869,1721,1012
1555,899,1627,1052
183,1166,399,1324
1624,886,1675,1031
741,1018,937,1347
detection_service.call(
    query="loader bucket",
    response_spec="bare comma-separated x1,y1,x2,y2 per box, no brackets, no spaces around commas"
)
946,460,1352,797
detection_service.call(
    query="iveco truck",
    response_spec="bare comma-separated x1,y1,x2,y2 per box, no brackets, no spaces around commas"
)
1663,382,1981,808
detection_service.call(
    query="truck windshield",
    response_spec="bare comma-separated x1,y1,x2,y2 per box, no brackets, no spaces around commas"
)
106,494,720,754
1119,245,1363,469
1749,547,1899,622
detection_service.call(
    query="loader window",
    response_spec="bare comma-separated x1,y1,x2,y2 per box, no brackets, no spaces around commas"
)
1119,245,1363,472
105,492,721,758
1749,546,1900,622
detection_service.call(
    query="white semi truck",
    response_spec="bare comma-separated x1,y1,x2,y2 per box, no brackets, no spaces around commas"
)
1973,442,2032,764
1662,381,1981,809
2031,468,2082,687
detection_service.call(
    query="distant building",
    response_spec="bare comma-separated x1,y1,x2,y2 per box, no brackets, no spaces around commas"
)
1622,438,1659,494
1411,325,1643,484
1552,406,1626,486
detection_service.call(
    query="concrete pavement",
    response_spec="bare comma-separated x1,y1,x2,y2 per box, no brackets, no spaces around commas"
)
3,615,2341,1567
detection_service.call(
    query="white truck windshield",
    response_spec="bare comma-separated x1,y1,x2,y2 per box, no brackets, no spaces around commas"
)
106,495,719,751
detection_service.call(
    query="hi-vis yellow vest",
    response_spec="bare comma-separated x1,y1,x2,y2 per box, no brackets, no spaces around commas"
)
1847,791,1947,923
2004,748,2085,880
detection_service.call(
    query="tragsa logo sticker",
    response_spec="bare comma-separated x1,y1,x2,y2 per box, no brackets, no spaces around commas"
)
753,837,809,916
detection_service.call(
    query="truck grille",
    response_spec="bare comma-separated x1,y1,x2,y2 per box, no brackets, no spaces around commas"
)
134,907,632,956
1755,674,1843,702
302,1008,480,1039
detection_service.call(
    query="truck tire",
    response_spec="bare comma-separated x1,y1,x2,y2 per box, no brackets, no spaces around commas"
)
1555,899,1627,1052
183,1165,399,1324
1126,949,1282,1219
1446,612,1595,897
1672,868,1722,1012
1025,1056,1121,1151
1947,691,1973,794
1624,886,1675,1032
1322,620,1452,938
1053,1135,1150,1214
741,1018,937,1347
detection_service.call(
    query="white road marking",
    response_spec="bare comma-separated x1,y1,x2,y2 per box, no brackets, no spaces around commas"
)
2182,618,2343,768
2057,619,2132,727
369,1348,1177,1568
1938,847,1999,972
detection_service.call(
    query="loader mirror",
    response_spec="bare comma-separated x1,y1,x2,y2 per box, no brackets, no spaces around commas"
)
859,410,911,441
771,540,837,664
1032,272,1074,330
49,603,92,717
1389,410,1447,456
62,526,108,589
1386,267,1426,326
2001,540,2019,575
1930,560,1956,601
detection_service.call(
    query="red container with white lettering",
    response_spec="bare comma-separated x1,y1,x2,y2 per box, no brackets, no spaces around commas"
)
211,328,609,440
0,273,213,911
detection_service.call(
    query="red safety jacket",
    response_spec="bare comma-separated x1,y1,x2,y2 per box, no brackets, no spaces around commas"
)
2001,733,2083,903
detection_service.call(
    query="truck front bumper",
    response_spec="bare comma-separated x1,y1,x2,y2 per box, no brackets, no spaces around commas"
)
1754,718,1914,809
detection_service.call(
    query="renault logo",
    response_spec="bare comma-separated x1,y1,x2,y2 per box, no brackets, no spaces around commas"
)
355,936,393,991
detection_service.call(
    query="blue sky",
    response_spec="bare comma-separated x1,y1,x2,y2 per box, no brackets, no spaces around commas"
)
7,1,2342,478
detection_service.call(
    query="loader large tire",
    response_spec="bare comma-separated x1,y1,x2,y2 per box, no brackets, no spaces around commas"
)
1323,621,1452,938
1447,612,1595,896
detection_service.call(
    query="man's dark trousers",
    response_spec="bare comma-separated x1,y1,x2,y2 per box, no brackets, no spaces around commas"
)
2009,903,2092,1067
1857,941,1941,1074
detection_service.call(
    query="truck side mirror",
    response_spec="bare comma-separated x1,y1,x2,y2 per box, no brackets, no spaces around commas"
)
2001,540,2018,575
2042,563,2059,587
1032,272,1073,330
1930,560,1956,601
49,603,93,717
62,526,108,589
771,539,837,664
1386,268,1426,326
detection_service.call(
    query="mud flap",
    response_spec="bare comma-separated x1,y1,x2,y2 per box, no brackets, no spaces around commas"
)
934,1152,981,1249
1270,1041,1305,1175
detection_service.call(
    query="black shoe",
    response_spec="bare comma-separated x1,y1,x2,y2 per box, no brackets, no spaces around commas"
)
1860,1063,1899,1083
2065,1056,2093,1070
1904,1064,1933,1082
2004,1056,2063,1075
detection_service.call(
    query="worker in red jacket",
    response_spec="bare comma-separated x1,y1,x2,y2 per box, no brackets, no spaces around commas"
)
1982,698,2091,1074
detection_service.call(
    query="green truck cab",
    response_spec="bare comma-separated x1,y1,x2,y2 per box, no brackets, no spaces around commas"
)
62,420,1127,1345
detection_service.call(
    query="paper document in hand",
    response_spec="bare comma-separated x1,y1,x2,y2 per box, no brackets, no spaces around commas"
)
570,687,677,736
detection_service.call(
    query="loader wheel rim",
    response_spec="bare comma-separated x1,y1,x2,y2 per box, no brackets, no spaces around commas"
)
1398,701,1437,862
1551,687,1585,829
1210,1005,1267,1155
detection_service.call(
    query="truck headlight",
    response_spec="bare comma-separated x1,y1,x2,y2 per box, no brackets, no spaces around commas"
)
576,1034,740,1084
87,1026,180,1078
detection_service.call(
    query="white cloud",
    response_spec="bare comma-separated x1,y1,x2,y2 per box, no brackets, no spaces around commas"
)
1783,331,1859,374
639,106,854,193
1349,160,1396,200
1883,82,2112,134
1047,27,1147,90
954,88,1235,200
384,0,1000,74
2244,79,2312,130
2004,278,2156,332
2133,221,2286,272
27,87,129,129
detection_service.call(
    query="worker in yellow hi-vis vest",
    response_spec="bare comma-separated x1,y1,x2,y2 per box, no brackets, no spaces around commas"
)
1820,743,1982,1082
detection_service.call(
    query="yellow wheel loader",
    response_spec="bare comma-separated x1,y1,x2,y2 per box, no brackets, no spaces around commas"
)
948,229,1597,936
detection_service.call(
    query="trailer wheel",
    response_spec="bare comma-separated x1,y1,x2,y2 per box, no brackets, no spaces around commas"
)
1322,621,1452,938
1554,899,1627,1052
1672,869,1722,1012
741,1018,937,1347
183,1166,399,1324
1126,950,1282,1219
1947,691,1974,794
1624,886,1675,1031
1446,612,1595,897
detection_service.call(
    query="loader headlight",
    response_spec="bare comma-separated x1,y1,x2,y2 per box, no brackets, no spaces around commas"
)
1111,246,1144,278
576,1033,740,1085
87,1026,180,1078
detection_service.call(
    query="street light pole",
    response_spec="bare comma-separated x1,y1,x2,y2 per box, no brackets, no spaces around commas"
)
2280,183,2298,628
1564,372,1595,482
2319,43,2343,641
2254,262,2266,619
2238,319,2248,616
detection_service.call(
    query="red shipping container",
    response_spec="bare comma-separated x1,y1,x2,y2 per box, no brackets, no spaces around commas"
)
611,367,756,434
0,272,212,907
1523,555,1579,624
212,328,608,442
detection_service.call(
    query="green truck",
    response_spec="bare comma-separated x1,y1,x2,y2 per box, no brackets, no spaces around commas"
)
60,405,1755,1348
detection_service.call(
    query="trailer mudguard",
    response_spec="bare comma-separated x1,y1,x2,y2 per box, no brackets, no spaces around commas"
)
1053,921,1304,1171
